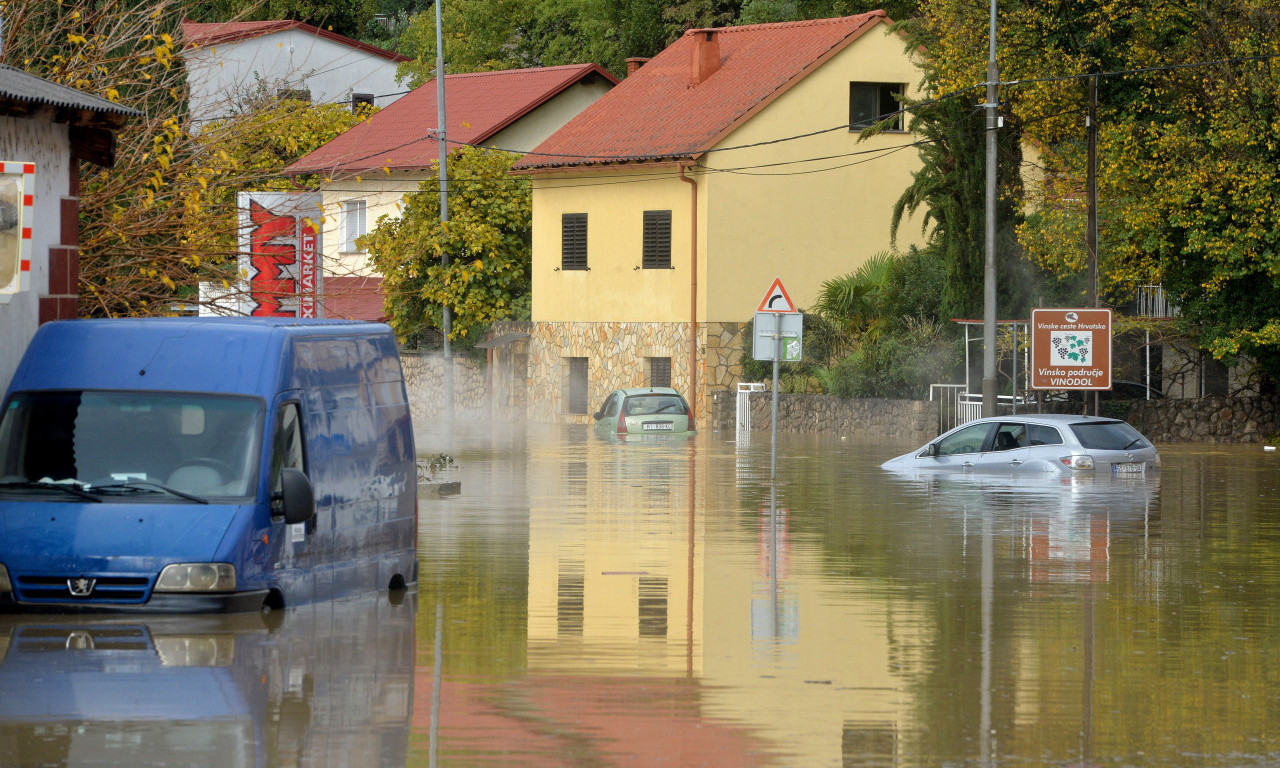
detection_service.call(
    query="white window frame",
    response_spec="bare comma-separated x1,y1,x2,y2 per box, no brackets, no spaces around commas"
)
341,199,367,253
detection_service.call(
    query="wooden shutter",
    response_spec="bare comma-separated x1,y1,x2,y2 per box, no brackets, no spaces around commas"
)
561,213,588,270
642,210,671,269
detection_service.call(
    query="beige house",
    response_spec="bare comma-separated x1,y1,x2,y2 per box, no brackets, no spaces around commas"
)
505,12,927,426
287,64,617,320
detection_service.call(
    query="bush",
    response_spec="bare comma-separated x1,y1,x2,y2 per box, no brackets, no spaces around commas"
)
828,318,962,399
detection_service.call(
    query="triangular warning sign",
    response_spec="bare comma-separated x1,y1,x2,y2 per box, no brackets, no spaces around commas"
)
756,277,797,313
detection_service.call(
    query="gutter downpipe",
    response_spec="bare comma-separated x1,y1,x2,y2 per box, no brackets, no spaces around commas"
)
679,162,698,424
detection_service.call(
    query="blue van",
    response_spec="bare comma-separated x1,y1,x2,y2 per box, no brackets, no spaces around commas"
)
0,318,418,612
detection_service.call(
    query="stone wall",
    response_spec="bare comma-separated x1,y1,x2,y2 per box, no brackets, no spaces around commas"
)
1041,395,1280,444
708,390,1280,444
711,390,940,445
399,351,488,425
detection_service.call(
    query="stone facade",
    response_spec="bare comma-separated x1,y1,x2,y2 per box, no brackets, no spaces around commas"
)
482,319,749,427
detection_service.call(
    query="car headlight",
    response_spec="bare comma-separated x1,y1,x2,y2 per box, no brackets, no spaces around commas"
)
1059,455,1095,470
0,564,10,594
155,563,236,592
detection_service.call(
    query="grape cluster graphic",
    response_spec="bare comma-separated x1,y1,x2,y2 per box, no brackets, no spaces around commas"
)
1051,333,1091,363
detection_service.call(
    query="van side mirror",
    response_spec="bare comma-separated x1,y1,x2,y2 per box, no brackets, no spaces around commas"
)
922,443,939,458
276,467,315,526
592,410,602,421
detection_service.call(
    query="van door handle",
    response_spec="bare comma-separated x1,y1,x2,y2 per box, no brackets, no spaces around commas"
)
1009,459,1023,466
962,461,975,468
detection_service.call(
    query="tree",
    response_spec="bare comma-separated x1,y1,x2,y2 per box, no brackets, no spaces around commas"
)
1,0,373,317
361,147,531,345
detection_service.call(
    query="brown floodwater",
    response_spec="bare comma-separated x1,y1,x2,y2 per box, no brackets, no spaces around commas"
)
4,423,1280,767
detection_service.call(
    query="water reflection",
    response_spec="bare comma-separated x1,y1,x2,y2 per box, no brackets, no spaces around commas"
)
0,594,415,767
416,426,1280,768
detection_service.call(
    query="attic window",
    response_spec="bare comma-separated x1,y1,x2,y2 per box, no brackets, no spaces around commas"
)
849,83,904,131
277,88,312,104
351,93,374,113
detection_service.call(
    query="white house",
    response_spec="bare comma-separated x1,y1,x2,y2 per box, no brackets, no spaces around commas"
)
181,20,411,120
0,64,137,391
285,64,618,320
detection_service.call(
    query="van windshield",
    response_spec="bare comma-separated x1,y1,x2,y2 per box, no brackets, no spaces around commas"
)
0,391,263,501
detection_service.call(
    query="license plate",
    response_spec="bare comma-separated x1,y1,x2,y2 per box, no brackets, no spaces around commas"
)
643,422,674,431
1114,462,1145,475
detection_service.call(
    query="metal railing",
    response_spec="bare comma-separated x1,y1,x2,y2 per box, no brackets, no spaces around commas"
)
1135,284,1179,318
930,384,1035,436
736,382,765,443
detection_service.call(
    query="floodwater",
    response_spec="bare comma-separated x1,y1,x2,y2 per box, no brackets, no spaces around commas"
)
4,425,1280,767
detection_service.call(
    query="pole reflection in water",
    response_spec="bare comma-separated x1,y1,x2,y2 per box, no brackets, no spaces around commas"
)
0,593,416,767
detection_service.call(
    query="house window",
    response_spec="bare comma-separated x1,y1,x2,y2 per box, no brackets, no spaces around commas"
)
565,357,588,414
277,88,312,104
849,82,904,130
648,357,671,388
561,213,587,270
351,93,374,113
342,199,367,253
642,210,671,269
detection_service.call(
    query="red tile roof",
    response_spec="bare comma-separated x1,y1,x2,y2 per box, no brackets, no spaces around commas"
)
286,64,619,175
512,12,889,171
180,20,410,63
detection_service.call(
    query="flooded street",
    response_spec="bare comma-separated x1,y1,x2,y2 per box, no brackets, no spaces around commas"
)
5,425,1280,766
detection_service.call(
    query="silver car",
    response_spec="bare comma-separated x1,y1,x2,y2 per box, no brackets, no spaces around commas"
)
880,414,1159,475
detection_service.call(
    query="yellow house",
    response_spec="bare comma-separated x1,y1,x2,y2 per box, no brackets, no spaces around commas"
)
287,64,617,320
508,12,926,426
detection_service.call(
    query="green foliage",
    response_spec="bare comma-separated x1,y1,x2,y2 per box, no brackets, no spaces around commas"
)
812,250,897,334
875,246,947,323
362,147,532,346
827,317,962,399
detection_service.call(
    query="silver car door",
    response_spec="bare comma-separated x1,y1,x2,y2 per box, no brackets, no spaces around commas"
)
976,422,1030,471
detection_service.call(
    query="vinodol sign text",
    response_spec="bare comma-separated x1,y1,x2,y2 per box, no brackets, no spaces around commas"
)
1030,308,1113,390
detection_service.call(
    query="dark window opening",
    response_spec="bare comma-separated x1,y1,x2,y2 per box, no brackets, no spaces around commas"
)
649,357,671,388
565,357,588,414
849,82,904,131
642,210,671,269
277,88,312,104
351,93,374,113
562,213,588,270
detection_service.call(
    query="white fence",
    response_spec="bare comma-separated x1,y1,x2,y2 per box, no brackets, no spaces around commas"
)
930,384,1033,435
736,382,765,443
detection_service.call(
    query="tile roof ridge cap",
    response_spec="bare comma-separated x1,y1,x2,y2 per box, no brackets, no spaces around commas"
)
683,10,884,34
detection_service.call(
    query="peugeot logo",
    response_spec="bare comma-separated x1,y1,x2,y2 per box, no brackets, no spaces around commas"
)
66,630,96,650
68,577,96,597
1125,452,1134,461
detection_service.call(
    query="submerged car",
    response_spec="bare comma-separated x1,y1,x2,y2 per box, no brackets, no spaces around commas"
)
880,414,1159,475
593,387,694,436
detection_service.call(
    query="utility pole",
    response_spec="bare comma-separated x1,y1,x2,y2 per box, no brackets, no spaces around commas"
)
435,0,454,420
1086,75,1099,416
981,0,999,417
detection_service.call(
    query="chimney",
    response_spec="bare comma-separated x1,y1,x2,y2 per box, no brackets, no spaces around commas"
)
690,30,721,86
626,57,650,77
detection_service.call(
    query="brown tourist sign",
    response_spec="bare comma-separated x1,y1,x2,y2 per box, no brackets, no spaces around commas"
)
1030,308,1113,390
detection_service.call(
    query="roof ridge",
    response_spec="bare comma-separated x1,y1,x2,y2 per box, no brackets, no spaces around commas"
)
685,10,884,35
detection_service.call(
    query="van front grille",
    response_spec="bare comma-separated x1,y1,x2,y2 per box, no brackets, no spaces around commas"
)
15,574,152,603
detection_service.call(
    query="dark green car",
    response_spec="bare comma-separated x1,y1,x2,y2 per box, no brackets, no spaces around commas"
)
592,387,694,437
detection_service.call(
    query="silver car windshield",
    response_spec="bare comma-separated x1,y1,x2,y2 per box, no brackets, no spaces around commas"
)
0,390,263,500
1069,421,1150,450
